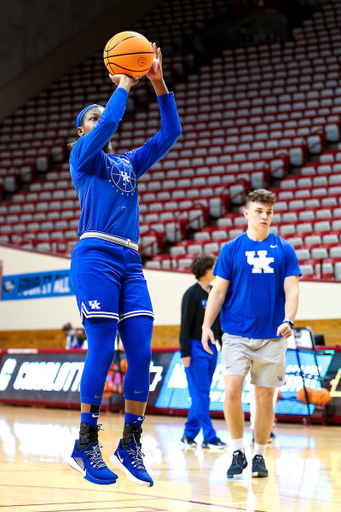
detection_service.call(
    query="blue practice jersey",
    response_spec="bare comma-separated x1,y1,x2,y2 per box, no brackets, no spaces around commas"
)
214,232,302,339
70,87,182,243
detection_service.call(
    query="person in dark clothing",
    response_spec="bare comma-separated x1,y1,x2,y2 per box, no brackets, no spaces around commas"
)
62,323,76,349
180,253,227,450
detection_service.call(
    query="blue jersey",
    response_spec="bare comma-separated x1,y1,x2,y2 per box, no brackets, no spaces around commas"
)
70,87,181,243
214,232,301,339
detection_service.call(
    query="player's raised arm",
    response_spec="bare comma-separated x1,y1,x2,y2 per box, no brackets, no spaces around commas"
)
126,44,182,178
202,276,229,354
147,44,169,95
70,75,138,172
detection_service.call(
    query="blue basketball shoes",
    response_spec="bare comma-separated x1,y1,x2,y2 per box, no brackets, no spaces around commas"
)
69,424,117,485
110,423,153,487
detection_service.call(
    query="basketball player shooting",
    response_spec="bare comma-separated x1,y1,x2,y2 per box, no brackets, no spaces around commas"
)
201,189,301,479
68,43,181,487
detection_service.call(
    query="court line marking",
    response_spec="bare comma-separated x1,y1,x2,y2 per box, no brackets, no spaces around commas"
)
5,508,168,512
0,484,265,512
0,498,162,508
0,504,168,512
0,498,162,507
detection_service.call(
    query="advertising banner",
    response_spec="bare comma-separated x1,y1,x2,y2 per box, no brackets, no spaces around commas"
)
1,270,74,300
1,348,341,420
152,349,336,416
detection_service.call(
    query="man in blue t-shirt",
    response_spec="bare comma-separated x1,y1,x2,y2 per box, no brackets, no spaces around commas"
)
202,189,301,479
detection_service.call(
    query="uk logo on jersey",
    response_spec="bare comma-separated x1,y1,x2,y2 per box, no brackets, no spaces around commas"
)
110,160,137,193
245,250,274,273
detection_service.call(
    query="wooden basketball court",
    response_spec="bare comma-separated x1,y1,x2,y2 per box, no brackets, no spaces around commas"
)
0,404,340,512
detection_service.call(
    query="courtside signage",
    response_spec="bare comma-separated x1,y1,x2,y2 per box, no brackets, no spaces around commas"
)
0,353,84,402
1,270,75,300
0,350,338,418
0,352,172,405
154,350,335,416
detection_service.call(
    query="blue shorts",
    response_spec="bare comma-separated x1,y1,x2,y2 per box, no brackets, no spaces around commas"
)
70,238,154,323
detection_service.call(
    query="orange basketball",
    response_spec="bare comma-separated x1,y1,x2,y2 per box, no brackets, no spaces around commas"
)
120,359,128,374
103,31,154,77
297,387,331,409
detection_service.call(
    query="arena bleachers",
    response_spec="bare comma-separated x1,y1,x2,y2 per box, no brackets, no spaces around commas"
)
143,0,341,280
1,0,341,279
0,0,231,256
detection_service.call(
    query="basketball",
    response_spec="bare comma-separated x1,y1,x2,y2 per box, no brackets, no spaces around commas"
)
103,31,154,77
297,387,331,409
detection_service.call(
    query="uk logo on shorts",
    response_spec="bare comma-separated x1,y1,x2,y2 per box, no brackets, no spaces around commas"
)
110,160,137,194
245,250,274,274
89,300,101,310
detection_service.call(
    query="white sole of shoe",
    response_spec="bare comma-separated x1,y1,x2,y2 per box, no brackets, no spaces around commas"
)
69,456,117,485
231,472,244,478
68,457,86,477
204,444,227,450
110,454,151,487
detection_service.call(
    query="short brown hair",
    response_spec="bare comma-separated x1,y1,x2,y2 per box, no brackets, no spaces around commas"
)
246,189,276,207
190,253,216,280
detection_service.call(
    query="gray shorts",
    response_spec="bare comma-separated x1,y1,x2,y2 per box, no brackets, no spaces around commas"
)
222,333,287,388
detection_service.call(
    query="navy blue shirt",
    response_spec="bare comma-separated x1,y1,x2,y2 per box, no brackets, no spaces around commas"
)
214,232,301,339
70,87,182,243
179,283,222,358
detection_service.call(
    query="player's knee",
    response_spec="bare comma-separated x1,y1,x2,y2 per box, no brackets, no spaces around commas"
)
256,391,274,409
224,386,242,404
132,345,152,374
90,344,115,369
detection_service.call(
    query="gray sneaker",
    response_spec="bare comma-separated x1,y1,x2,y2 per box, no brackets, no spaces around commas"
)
252,455,268,478
227,450,248,478
202,438,227,449
181,435,197,448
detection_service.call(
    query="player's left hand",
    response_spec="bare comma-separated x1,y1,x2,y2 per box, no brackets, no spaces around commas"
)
277,323,292,339
147,43,163,82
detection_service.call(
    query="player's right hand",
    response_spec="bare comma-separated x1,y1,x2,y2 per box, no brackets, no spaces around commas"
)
201,327,215,355
109,74,139,88
181,356,191,367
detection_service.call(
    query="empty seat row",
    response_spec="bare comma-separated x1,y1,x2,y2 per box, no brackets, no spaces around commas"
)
0,218,78,229
281,174,341,188
274,188,341,202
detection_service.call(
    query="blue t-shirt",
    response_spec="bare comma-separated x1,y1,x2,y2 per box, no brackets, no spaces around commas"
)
70,88,182,243
214,232,301,339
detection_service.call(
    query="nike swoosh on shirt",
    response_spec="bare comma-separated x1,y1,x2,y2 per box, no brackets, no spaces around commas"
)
270,245,277,248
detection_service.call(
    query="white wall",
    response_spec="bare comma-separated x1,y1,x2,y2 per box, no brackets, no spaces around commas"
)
0,244,340,331
295,281,341,320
